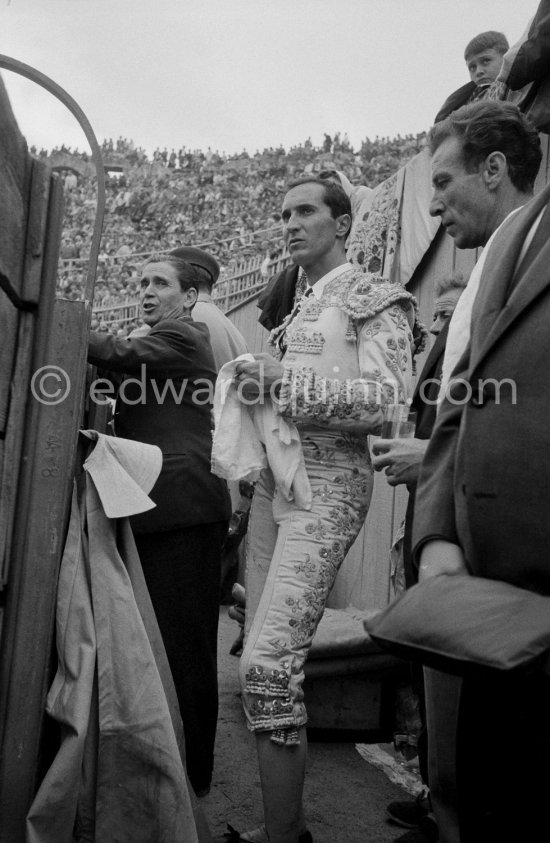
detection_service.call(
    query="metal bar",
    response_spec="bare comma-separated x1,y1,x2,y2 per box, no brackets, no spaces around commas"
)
0,55,105,303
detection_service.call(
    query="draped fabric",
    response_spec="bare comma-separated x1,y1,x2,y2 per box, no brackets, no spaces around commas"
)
26,434,210,843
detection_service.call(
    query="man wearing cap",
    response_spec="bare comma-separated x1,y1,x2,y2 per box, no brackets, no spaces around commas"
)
171,245,248,371
88,253,231,797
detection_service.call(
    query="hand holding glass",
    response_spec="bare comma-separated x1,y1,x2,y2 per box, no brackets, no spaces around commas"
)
380,404,417,438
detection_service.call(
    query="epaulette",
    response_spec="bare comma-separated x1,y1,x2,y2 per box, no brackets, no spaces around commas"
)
325,270,429,358
337,272,416,320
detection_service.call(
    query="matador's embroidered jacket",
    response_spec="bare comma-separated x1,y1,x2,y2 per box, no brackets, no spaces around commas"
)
271,265,420,431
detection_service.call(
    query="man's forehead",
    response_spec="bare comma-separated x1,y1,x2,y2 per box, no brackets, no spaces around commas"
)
431,136,465,177
435,290,462,310
282,182,327,210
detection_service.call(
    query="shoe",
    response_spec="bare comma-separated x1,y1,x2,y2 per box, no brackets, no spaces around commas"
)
393,816,438,842
386,791,430,828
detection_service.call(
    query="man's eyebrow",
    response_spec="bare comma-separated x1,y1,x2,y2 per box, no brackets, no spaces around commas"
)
285,203,317,213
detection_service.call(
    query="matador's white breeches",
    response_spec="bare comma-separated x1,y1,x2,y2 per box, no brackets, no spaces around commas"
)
239,430,374,745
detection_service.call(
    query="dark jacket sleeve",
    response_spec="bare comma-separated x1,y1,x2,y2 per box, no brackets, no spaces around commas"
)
507,0,550,90
88,319,215,379
411,347,471,563
434,82,476,123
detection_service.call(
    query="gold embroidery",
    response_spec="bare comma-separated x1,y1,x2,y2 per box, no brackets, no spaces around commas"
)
286,328,325,355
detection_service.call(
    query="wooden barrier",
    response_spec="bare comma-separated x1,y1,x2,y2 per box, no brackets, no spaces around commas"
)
0,77,91,842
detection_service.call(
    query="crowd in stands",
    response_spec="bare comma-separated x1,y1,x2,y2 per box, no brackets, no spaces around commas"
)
40,130,426,332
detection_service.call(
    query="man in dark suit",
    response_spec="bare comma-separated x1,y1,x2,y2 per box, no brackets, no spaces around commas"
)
88,254,231,796
372,273,466,843
413,102,547,840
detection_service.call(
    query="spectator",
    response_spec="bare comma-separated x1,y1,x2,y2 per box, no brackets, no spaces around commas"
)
435,31,509,123
170,245,248,371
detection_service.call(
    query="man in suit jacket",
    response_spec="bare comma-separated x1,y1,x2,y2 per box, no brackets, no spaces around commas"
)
88,254,231,796
371,274,466,843
413,102,547,840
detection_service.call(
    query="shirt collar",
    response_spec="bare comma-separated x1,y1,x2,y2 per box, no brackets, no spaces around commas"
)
196,292,213,303
308,262,352,299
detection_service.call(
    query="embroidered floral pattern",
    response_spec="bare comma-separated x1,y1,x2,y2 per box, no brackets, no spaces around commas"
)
313,483,335,502
285,547,341,648
305,519,329,541
347,171,401,276
240,431,373,741
329,504,358,534
333,469,372,500
333,433,370,461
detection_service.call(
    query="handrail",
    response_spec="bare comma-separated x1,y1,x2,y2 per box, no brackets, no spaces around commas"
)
0,55,105,302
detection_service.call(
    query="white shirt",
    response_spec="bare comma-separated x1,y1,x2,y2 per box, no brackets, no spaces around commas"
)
439,206,544,405
438,212,518,404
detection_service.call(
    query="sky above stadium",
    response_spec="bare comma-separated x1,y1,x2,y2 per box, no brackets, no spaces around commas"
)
0,0,540,156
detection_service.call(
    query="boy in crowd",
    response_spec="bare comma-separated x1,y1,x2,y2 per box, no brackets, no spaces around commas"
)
435,31,509,123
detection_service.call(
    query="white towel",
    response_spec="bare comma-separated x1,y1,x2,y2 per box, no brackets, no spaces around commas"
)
212,354,312,509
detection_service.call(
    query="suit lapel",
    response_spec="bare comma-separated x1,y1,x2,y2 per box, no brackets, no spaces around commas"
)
470,183,550,372
413,321,448,401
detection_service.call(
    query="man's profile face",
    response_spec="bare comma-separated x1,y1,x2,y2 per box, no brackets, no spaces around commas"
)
281,183,343,270
429,136,494,249
466,48,503,88
430,286,464,336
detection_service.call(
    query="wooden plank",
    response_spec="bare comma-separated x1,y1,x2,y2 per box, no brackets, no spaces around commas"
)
0,77,31,437
0,77,29,284
0,161,62,586
0,300,90,843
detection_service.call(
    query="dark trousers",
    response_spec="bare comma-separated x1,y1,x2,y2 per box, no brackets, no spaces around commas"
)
136,521,227,793
458,671,550,842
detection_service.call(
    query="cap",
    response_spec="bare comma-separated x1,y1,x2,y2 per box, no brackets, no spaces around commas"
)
169,246,220,286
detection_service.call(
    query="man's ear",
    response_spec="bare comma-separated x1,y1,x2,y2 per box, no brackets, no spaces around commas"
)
336,213,352,239
184,287,198,309
482,151,507,190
